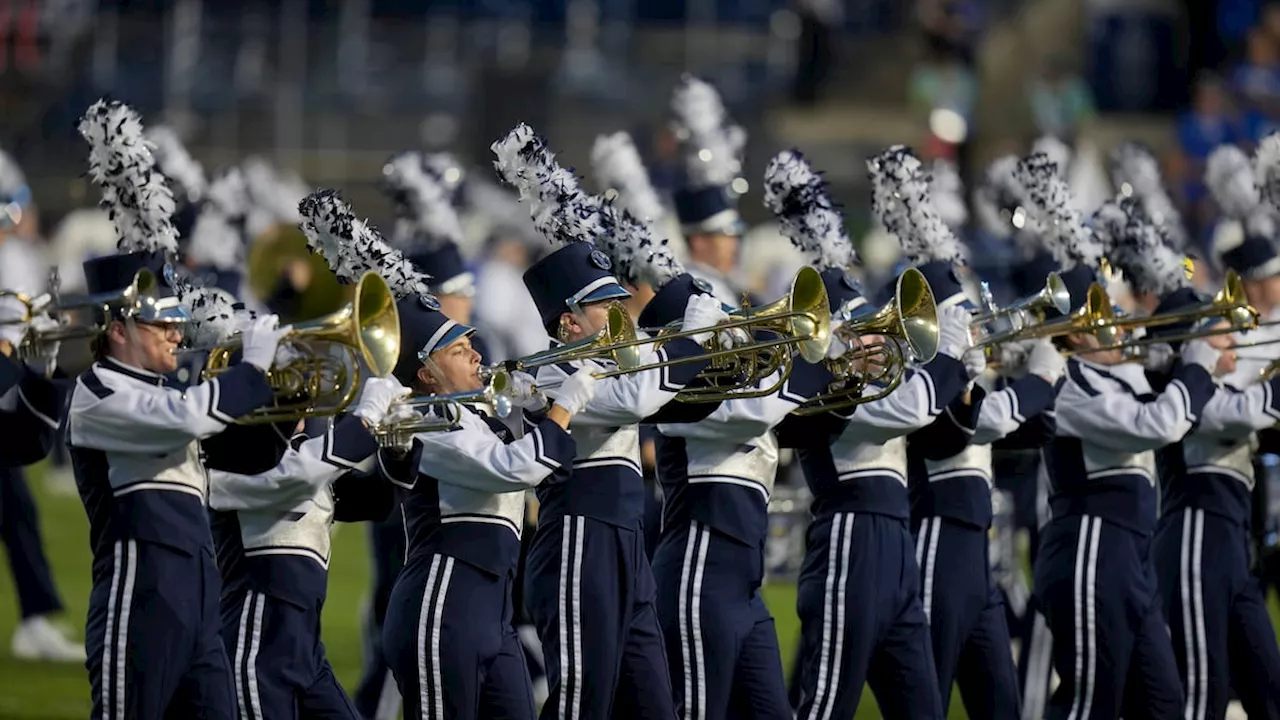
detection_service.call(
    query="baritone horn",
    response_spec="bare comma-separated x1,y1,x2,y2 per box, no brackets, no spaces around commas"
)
792,267,939,416
202,271,401,424
373,369,515,450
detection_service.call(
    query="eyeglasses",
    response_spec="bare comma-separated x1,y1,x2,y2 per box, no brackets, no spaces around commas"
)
134,322,183,342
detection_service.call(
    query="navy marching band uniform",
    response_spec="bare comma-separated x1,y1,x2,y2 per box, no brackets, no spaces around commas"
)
379,298,576,720
68,250,282,719
522,242,718,719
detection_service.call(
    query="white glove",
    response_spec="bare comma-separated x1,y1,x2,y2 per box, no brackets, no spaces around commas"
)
1142,343,1175,374
937,305,974,360
509,371,548,411
553,371,598,415
353,377,412,425
716,326,750,350
962,346,987,380
681,294,730,346
1180,339,1220,374
1026,338,1066,384
996,340,1034,376
240,314,291,372
23,315,60,376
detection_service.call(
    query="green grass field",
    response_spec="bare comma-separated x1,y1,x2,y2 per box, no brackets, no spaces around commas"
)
2,462,1275,719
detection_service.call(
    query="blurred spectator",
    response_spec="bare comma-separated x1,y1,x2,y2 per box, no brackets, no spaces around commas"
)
1028,55,1096,140
919,0,978,67
1177,74,1244,244
909,48,977,161
1232,25,1280,117
791,0,840,105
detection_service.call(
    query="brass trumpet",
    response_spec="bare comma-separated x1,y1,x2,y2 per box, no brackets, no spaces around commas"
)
793,267,939,416
1084,270,1257,353
201,271,401,425
971,272,1071,351
373,369,515,450
498,301,644,375
0,268,164,347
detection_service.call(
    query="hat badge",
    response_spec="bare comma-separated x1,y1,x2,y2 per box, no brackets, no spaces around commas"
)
589,249,612,271
162,262,177,287
419,294,441,311
691,277,713,294
840,271,859,291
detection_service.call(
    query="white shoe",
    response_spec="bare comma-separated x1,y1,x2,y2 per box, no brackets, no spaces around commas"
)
11,615,86,662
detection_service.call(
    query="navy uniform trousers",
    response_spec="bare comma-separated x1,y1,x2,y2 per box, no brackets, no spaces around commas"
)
794,512,944,720
652,521,790,720
524,515,675,720
355,511,406,719
86,540,235,719
221,589,357,720
1153,508,1280,720
913,516,1021,719
1035,515,1184,720
383,552,535,720
1,465,64,619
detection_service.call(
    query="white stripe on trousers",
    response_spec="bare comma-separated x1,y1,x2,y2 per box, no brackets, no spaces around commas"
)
1067,516,1102,720
558,516,586,720
803,512,854,720
679,522,711,720
415,554,456,720
100,539,137,720
1022,611,1054,720
915,517,942,624
1180,509,1208,720
234,591,267,720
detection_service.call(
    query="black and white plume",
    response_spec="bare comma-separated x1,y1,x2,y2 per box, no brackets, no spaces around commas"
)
491,123,609,248
175,279,253,348
1255,132,1280,212
930,159,969,231
1092,197,1189,298
1013,152,1106,270
1206,145,1262,221
423,152,466,199
381,150,464,250
78,99,179,256
187,168,250,270
1032,136,1072,179
243,156,305,224
670,75,746,189
594,202,684,290
974,155,1038,242
590,132,667,226
867,146,968,267
145,125,206,203
763,150,858,273
1108,142,1188,251
298,189,433,300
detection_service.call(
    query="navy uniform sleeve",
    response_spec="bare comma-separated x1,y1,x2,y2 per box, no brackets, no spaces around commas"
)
910,386,981,461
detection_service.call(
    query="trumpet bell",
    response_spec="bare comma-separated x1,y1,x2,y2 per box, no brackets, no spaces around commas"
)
1044,273,1071,316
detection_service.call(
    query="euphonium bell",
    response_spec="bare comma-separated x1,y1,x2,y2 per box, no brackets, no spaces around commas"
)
792,267,939,416
202,271,402,425
373,369,515,450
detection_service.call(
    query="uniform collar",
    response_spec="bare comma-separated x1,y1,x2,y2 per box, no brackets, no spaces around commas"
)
99,357,167,386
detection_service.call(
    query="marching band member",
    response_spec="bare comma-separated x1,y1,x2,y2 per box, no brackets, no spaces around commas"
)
905,170,1071,717
1017,153,1221,719
0,314,82,661
376,287,591,720
1099,197,1280,720
497,123,726,719
381,151,490,362
69,100,290,718
670,76,751,305
781,146,975,720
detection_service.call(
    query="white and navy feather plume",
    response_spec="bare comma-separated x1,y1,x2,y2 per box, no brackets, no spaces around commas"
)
594,202,684,290
145,125,206,203
78,99,179,255
381,150,465,250
423,152,466,197
929,159,969,231
175,279,254,348
1108,142,1188,251
1013,152,1105,270
1206,145,1261,221
1256,132,1280,213
867,146,968,267
670,75,746,189
298,189,433,300
763,150,858,272
590,132,667,226
491,123,609,248
1032,136,1072,179
187,168,249,270
242,156,305,225
1092,196,1189,297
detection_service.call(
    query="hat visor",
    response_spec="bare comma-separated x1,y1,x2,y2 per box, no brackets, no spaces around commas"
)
417,323,477,362
437,272,477,298
136,297,191,324
579,283,631,305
